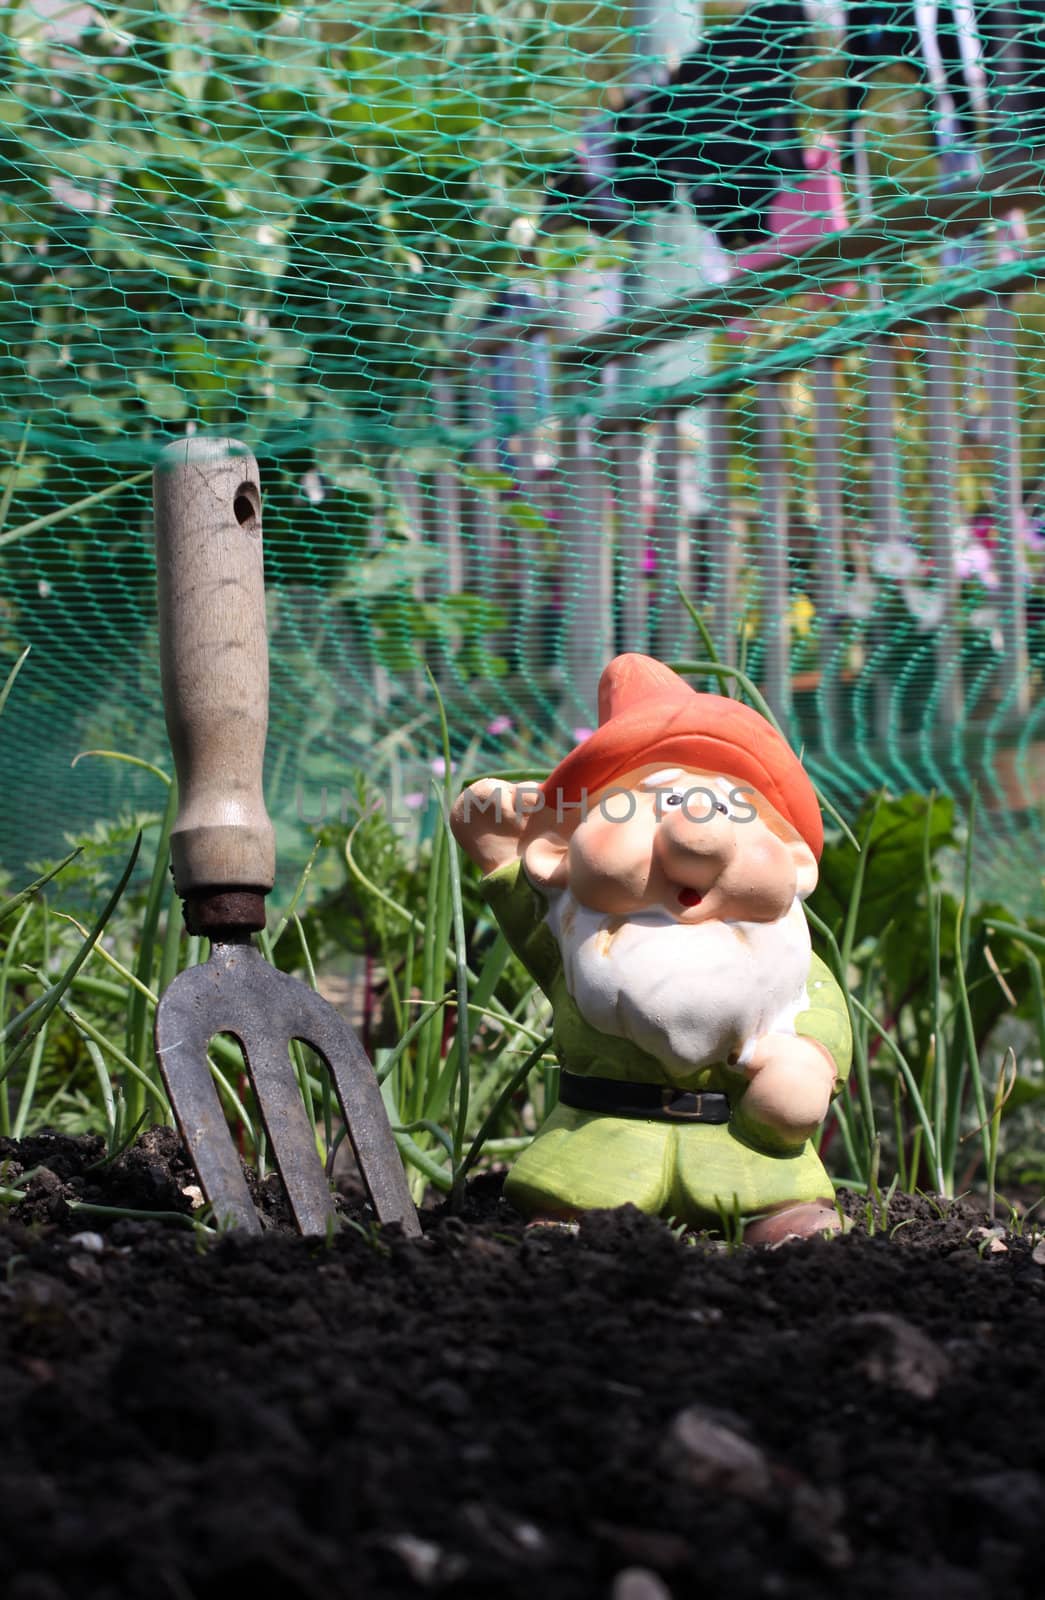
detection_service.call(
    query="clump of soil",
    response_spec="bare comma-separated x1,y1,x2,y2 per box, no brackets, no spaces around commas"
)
0,1131,1043,1600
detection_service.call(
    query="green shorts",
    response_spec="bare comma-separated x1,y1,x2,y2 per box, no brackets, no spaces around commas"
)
504,1102,833,1227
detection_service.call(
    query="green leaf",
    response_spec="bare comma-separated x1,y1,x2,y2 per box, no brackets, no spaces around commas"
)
810,792,957,945
459,466,515,494
134,372,189,422
504,499,550,533
331,544,442,601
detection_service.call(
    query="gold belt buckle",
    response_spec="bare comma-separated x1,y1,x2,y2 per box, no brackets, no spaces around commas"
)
661,1087,703,1119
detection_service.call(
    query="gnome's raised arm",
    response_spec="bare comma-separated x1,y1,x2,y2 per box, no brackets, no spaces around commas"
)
450,777,528,875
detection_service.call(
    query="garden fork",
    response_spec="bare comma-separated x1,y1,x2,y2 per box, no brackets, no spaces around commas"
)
152,437,420,1238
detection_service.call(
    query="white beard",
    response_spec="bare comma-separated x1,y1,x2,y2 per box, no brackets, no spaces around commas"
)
545,888,812,1082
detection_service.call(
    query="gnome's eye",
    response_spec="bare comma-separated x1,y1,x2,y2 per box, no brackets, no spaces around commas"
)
665,794,684,807
715,801,728,816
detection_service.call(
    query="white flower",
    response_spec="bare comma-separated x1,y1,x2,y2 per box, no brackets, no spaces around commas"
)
301,471,325,505
508,216,537,248
969,606,998,631
871,539,922,580
902,585,945,631
841,577,876,619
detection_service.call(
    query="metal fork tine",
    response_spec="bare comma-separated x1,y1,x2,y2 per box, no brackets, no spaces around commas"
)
154,981,261,1235
291,987,421,1233
242,1028,337,1236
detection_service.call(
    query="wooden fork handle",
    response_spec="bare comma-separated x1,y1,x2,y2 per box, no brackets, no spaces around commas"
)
154,438,275,907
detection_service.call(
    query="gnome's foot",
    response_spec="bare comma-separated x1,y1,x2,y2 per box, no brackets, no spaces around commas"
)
744,1199,843,1247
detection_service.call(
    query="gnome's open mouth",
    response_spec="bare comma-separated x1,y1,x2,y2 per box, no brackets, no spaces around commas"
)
677,888,704,908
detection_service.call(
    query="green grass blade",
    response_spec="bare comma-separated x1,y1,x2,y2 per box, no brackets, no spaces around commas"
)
960,795,976,968
59,999,170,1117
376,996,452,1085
849,992,942,1193
344,818,420,930
0,645,31,722
840,792,882,971
459,1035,552,1184
71,750,172,787
0,833,141,1084
410,825,443,1120
156,884,185,996
0,469,151,551
983,920,1045,956
270,840,323,950
985,1050,1016,1222
0,421,32,535
392,1118,455,1162
953,900,991,1185
83,1036,118,1147
11,894,50,1141
0,901,35,1136
828,1088,861,1177
428,931,512,1122
127,779,179,1112
805,902,876,1175
676,584,724,668
11,1021,48,1141
0,848,81,927
392,1129,453,1193
431,787,472,1206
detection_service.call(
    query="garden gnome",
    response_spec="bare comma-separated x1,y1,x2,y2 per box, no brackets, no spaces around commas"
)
451,655,851,1243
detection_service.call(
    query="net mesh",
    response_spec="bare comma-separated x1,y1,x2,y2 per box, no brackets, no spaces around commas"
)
2,0,1044,905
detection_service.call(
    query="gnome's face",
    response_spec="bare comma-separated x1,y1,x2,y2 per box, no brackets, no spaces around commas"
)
450,654,827,1076
452,761,819,1076
522,763,816,926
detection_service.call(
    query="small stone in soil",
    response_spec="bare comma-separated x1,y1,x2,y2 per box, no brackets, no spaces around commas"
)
666,1404,771,1499
68,1231,105,1253
610,1568,674,1600
832,1311,951,1400
382,1533,467,1588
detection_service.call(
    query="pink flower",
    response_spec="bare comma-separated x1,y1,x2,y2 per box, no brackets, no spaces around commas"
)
955,542,999,589
572,726,594,743
486,715,513,737
430,757,456,778
403,792,426,810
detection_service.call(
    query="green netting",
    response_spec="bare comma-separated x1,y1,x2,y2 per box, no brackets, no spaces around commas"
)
2,0,1045,906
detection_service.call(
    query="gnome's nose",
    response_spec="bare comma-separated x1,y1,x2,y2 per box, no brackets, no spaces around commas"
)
655,803,736,894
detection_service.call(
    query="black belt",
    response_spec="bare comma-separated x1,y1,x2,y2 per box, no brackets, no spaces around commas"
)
558,1071,730,1124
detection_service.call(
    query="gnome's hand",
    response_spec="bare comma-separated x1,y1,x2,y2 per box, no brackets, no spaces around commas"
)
736,1034,837,1151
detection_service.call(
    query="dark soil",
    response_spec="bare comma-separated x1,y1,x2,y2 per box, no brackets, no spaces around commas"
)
0,1130,1043,1600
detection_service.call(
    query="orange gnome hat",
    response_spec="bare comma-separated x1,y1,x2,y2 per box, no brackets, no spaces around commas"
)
540,654,824,859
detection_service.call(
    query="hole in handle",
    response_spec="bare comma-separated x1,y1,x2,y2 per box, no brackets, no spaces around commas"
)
233,484,260,531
